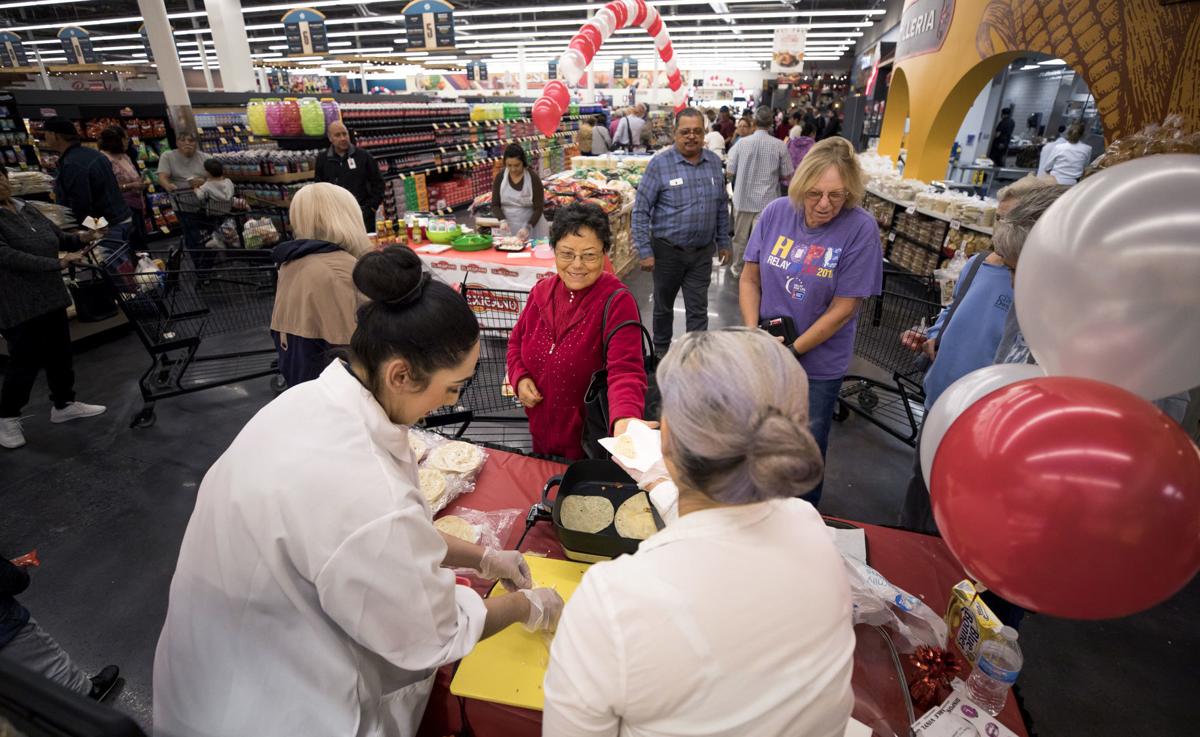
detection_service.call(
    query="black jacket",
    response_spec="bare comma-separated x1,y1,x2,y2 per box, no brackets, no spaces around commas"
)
0,557,31,647
314,146,384,212
53,143,132,226
0,200,82,330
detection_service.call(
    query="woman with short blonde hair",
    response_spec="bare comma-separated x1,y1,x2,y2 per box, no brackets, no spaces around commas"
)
738,136,883,507
270,182,372,387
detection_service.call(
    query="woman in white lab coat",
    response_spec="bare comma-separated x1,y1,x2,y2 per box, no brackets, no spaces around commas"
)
153,246,563,737
543,328,856,737
1044,123,1094,185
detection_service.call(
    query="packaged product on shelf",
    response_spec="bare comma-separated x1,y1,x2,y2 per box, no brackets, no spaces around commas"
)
246,99,270,136
319,98,341,127
265,99,284,136
299,97,325,136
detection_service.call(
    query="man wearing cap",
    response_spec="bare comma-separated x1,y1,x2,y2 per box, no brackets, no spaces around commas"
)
315,122,385,233
41,117,131,240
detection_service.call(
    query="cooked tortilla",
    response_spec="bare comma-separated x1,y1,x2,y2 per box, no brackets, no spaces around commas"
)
409,434,428,463
428,441,484,475
419,468,448,508
614,433,637,460
560,495,615,534
614,493,657,540
434,515,479,543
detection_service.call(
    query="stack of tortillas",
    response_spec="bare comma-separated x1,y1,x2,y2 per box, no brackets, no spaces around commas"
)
409,434,428,463
419,468,449,510
428,441,485,477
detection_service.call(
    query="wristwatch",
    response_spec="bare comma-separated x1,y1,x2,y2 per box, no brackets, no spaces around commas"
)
788,344,802,358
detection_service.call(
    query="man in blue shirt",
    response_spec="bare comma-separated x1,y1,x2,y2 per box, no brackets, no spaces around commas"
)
633,108,731,355
42,117,131,241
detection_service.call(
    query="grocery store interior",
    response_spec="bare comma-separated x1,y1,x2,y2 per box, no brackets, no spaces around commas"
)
1,1,1198,737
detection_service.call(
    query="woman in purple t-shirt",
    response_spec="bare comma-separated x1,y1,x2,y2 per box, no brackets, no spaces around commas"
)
738,137,883,507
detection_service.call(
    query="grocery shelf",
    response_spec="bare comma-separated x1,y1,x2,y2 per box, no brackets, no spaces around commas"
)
866,185,993,236
229,171,315,184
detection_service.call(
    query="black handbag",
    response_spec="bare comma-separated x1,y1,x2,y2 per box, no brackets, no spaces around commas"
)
581,288,660,459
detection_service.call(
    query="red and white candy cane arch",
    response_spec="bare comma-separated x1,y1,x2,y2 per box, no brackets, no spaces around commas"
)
532,0,686,137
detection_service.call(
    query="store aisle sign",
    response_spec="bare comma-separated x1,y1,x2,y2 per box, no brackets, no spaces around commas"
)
465,61,488,81
896,0,955,61
614,56,638,80
771,26,807,74
0,31,29,68
403,0,455,52
548,60,558,79
282,8,330,56
58,26,97,65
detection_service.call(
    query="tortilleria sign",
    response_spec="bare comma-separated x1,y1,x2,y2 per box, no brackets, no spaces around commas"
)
896,0,955,61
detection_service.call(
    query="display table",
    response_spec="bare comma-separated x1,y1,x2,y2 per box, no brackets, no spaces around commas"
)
412,242,558,294
418,449,1030,737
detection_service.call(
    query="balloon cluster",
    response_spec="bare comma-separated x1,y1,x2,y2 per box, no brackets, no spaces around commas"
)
532,0,687,137
925,155,1200,620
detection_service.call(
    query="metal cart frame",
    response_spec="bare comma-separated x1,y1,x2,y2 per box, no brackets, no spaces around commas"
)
91,240,283,428
836,269,943,447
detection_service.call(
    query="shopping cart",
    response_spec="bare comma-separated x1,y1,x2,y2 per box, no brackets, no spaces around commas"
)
91,239,283,428
420,282,536,454
836,269,943,447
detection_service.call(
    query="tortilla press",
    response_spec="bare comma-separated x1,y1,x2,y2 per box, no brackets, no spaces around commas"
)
520,459,665,563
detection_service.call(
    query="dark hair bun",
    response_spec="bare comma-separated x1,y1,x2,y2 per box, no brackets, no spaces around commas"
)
353,246,428,306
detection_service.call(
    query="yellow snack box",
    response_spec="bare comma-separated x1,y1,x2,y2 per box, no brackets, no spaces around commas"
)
945,580,1005,667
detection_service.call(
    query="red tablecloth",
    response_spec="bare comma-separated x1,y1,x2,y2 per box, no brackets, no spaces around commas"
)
419,450,1029,737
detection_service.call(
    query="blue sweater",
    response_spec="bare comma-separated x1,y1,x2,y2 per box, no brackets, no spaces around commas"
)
923,254,1013,408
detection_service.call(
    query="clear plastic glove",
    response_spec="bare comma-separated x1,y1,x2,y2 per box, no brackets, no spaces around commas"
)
517,226,531,241
520,587,565,632
479,548,532,591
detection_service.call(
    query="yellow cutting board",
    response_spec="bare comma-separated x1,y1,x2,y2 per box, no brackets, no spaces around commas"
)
451,555,591,711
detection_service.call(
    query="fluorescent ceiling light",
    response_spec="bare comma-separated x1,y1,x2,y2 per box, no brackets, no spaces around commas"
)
6,12,205,33
457,17,870,32
1019,64,1040,70
1038,58,1067,66
89,45,146,52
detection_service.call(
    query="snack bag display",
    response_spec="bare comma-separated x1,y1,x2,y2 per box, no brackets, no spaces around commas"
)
945,579,1006,668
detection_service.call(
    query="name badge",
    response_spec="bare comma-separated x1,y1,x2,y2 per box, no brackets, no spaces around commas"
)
669,177,683,186
348,158,357,170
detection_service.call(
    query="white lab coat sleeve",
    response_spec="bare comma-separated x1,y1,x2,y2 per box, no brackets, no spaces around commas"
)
314,505,487,672
542,571,624,737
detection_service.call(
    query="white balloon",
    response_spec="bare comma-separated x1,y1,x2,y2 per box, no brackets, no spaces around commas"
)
639,6,660,30
1015,154,1200,400
654,33,670,50
921,363,1046,485
620,0,641,27
559,48,587,85
594,9,617,38
663,56,679,78
672,86,688,107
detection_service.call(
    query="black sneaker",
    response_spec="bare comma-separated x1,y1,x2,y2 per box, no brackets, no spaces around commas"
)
88,665,120,702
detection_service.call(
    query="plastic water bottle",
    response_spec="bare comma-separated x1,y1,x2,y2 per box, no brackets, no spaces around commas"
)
966,625,1023,715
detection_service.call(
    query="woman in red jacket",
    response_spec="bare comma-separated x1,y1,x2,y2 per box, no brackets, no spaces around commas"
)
507,204,648,459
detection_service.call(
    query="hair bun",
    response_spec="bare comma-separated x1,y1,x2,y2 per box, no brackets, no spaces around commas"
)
746,407,823,497
353,246,429,307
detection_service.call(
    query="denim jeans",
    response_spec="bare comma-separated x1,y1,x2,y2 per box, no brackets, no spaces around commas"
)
803,377,843,507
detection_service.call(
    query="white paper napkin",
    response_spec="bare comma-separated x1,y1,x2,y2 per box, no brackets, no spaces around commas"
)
417,244,452,254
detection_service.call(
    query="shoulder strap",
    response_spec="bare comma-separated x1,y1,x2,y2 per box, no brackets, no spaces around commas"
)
601,289,652,368
938,254,986,340
599,287,629,341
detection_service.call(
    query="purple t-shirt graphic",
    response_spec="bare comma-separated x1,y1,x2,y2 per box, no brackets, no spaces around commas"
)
745,198,883,380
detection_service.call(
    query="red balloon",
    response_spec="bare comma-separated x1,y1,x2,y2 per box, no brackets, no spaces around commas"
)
632,0,648,26
658,41,674,64
666,69,682,89
579,24,603,54
532,97,563,137
543,80,570,111
647,15,663,37
606,1,628,28
931,377,1200,620
568,35,595,61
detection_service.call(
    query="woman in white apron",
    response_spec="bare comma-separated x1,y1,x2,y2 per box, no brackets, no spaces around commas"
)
492,143,548,240
153,245,563,737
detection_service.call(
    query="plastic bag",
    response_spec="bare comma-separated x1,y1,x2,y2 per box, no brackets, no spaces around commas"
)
842,555,947,653
411,428,489,515
435,507,523,550
9,549,39,568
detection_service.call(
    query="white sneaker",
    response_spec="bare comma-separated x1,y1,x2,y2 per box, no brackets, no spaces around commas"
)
50,401,107,424
0,417,26,449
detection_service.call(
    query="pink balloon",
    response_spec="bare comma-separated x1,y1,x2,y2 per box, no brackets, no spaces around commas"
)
532,97,563,137
607,1,628,28
543,80,570,111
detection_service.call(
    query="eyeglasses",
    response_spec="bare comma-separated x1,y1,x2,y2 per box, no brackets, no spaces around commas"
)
676,129,705,138
555,250,603,265
804,189,848,205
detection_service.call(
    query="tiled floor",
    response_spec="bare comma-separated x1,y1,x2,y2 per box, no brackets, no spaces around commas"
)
1,259,1195,735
